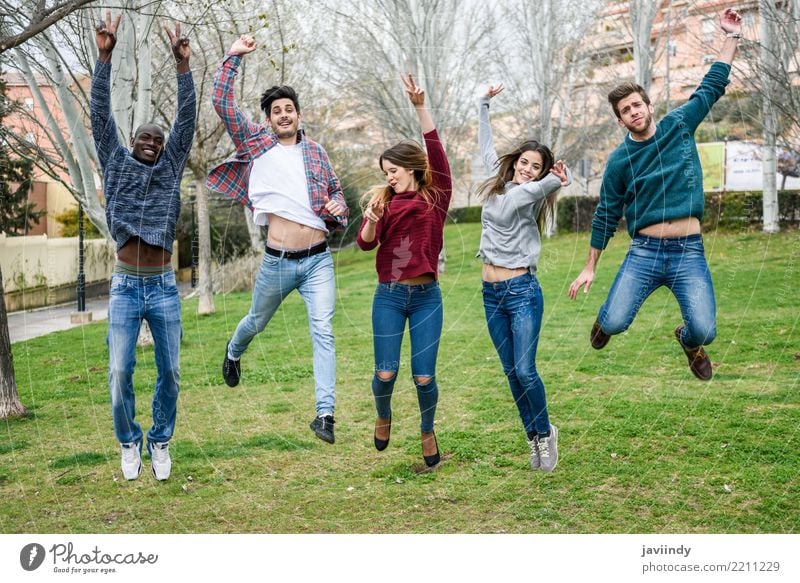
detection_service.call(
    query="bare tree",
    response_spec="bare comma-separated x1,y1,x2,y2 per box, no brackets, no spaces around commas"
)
629,0,661,94
321,0,494,148
0,0,97,53
0,265,26,418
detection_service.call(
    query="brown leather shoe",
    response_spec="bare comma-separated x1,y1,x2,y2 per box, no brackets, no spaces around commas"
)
590,320,611,350
675,326,712,380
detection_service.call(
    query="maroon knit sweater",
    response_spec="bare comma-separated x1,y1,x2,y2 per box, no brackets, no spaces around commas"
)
356,130,452,282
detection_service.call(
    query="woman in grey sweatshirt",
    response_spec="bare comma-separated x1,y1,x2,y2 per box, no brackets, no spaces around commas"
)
477,84,571,473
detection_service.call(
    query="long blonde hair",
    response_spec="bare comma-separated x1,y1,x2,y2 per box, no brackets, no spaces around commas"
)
478,140,557,234
360,140,437,211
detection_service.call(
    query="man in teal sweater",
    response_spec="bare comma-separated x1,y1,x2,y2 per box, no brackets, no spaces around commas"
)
568,8,743,381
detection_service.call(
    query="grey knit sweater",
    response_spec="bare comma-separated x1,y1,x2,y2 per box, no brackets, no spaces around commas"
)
91,60,196,253
477,96,570,273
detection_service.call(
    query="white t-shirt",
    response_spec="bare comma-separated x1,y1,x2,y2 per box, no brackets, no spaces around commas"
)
248,143,327,232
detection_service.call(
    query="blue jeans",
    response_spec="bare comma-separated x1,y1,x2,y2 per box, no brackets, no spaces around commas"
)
482,273,551,437
107,271,181,447
371,281,442,433
598,234,717,349
229,250,336,416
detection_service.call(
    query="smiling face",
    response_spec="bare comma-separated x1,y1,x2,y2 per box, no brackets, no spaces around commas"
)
615,92,655,138
131,124,165,164
266,98,300,142
381,158,417,194
512,150,544,183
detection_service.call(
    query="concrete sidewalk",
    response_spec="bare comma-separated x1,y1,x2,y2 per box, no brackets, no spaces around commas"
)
8,281,192,343
8,296,110,343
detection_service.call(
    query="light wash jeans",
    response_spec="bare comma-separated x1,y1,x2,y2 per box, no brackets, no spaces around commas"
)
107,271,181,448
371,281,442,433
482,273,551,437
598,234,717,349
228,250,336,416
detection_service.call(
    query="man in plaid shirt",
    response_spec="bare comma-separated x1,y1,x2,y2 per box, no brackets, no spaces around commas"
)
207,34,349,444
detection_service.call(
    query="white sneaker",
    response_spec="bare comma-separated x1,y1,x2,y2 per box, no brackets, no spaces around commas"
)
538,425,559,473
527,437,541,470
150,442,171,481
120,442,142,480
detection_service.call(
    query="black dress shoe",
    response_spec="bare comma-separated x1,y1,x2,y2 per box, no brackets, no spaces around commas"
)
422,431,440,467
374,417,391,451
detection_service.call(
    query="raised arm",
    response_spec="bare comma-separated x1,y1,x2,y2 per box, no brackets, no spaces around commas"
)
90,11,122,170
717,8,742,65
478,84,504,174
211,35,261,149
163,22,196,163
402,73,434,134
681,8,742,130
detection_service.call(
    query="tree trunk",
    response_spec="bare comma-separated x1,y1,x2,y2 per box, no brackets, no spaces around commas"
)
760,0,780,233
194,175,216,314
0,265,27,419
244,206,263,254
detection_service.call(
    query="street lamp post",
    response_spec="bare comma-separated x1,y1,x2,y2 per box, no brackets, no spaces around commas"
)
188,182,198,288
77,203,86,311
70,203,91,324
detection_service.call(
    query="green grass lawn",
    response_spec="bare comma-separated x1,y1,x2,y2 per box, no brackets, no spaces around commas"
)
2,226,798,533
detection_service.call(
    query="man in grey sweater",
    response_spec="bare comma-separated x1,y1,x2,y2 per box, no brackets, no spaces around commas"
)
91,12,196,481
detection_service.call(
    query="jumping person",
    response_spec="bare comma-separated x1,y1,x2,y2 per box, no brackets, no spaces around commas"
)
568,8,743,382
91,12,196,480
357,74,452,469
207,35,348,444
478,84,570,472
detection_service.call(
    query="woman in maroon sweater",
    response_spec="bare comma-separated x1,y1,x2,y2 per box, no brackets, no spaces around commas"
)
357,74,452,468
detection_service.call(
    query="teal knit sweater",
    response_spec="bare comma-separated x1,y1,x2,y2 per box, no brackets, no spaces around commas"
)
591,62,731,250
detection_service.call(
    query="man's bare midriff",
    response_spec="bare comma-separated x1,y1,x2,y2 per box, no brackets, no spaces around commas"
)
637,216,701,238
482,264,529,283
118,237,171,266
266,213,326,250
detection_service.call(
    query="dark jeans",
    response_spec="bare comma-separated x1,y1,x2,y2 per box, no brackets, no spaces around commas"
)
371,281,442,432
482,273,551,437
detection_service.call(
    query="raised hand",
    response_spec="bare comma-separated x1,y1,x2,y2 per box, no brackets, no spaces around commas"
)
402,73,425,107
95,10,121,59
229,34,257,56
550,160,569,186
720,8,742,34
484,83,504,99
164,22,190,63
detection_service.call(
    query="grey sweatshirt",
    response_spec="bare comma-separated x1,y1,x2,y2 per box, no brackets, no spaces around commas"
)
477,96,570,273
91,60,196,253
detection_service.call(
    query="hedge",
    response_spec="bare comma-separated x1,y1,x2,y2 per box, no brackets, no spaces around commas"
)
554,191,800,232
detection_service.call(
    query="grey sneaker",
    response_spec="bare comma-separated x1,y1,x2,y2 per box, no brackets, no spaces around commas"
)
120,442,142,480
538,425,559,473
527,437,541,470
150,442,172,481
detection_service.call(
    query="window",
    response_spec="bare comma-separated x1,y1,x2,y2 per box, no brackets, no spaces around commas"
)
702,18,716,43
667,41,677,57
24,98,34,111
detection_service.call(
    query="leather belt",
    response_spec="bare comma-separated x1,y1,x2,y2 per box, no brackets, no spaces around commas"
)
265,240,328,260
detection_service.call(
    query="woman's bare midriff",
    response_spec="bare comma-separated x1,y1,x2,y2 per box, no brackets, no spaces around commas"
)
482,264,528,283
266,214,327,250
637,217,701,238
398,274,435,285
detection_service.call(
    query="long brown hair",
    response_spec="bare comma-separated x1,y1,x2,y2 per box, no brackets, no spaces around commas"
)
478,140,557,234
360,140,437,211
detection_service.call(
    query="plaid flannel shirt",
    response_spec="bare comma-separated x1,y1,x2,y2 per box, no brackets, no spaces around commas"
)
206,53,348,232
